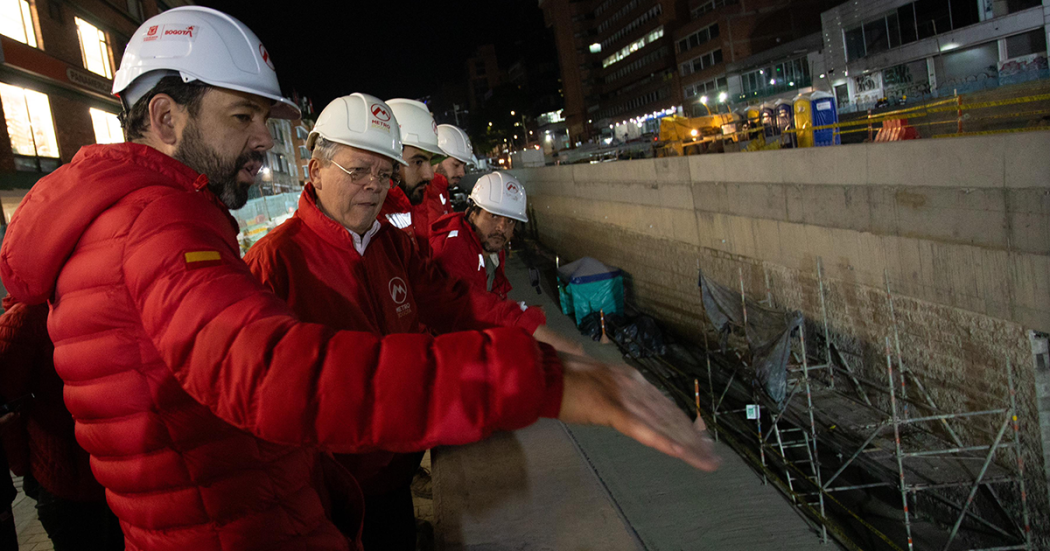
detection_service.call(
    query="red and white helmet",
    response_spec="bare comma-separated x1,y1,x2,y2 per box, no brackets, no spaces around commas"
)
470,172,528,223
308,94,406,166
113,6,299,119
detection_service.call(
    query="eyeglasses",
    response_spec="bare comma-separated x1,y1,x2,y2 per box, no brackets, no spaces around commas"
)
330,160,401,187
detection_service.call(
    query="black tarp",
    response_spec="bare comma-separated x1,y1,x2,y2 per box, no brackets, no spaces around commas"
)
699,271,803,410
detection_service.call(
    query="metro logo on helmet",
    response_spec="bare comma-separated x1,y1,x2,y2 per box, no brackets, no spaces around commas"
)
369,103,392,133
372,105,391,122
507,183,518,192
259,44,275,71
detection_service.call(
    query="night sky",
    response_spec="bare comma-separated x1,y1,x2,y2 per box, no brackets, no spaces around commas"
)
197,0,550,108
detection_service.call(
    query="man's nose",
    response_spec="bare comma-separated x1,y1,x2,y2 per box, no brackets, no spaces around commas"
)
423,162,435,181
255,121,275,150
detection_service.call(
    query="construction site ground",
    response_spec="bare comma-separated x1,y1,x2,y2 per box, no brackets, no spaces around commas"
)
430,255,833,551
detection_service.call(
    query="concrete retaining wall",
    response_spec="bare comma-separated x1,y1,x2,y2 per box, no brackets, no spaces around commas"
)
510,131,1050,540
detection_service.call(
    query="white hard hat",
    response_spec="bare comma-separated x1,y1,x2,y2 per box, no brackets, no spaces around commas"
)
386,99,442,156
112,6,299,119
307,93,406,165
470,172,528,223
437,124,473,164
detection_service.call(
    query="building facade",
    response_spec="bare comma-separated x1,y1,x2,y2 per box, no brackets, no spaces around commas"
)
540,0,846,143
466,44,501,112
674,0,844,116
0,0,191,190
821,0,1049,110
542,0,690,143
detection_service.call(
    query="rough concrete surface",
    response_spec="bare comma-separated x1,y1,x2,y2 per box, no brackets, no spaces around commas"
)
510,133,1050,545
432,257,829,551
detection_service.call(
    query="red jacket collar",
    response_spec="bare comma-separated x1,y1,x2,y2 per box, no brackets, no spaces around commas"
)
0,143,222,305
379,184,412,216
296,182,385,254
429,173,448,195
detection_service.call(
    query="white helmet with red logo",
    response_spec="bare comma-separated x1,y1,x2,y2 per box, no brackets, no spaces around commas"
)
469,171,528,223
386,99,442,156
437,124,473,164
112,6,299,119
307,93,406,165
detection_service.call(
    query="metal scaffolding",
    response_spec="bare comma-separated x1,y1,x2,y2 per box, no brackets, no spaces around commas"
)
603,256,1033,551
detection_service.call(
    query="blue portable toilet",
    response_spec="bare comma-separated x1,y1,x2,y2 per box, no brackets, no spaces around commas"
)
558,257,624,327
775,99,795,148
760,102,778,139
809,91,841,147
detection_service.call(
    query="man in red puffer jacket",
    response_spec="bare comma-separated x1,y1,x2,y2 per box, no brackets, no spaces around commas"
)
0,7,718,551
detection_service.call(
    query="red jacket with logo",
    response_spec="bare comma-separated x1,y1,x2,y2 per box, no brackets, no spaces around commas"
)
0,144,563,551
430,213,515,300
244,184,546,493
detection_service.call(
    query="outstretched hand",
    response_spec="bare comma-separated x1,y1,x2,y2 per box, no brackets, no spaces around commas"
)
557,353,720,472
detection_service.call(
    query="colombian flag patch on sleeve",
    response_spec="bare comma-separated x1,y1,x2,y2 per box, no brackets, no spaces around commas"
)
184,250,223,270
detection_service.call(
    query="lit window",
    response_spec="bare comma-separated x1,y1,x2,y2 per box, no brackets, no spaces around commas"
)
89,108,123,144
75,17,113,79
0,83,59,158
589,43,601,54
0,0,36,46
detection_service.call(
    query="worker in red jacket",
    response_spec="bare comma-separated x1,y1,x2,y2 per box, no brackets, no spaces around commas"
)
0,297,123,550
0,8,717,551
377,99,443,254
424,124,472,223
431,172,531,301
244,94,583,549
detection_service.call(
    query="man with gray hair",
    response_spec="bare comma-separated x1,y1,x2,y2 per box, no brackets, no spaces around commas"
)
244,93,720,548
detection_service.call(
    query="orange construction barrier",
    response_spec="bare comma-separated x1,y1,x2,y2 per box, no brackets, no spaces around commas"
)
875,119,920,142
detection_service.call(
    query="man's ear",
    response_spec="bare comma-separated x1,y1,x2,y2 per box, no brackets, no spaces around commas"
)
148,94,181,146
308,158,323,189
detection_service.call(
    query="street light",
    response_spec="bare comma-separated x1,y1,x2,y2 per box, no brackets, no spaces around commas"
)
718,91,728,103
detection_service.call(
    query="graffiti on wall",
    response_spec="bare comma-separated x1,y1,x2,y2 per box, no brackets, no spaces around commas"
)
853,72,883,105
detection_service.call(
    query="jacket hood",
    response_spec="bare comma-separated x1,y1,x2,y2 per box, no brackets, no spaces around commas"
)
0,144,207,305
429,211,470,240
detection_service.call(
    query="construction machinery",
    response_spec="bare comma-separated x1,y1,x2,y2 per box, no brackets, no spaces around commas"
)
656,104,741,156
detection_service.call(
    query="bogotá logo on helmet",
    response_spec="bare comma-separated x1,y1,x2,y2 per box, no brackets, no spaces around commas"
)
259,44,275,71
388,277,408,305
372,105,391,122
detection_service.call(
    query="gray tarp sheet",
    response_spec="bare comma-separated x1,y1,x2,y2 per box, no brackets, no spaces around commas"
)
699,271,803,410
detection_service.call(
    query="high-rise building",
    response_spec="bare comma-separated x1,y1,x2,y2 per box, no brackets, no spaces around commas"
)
0,0,191,189
541,0,688,143
541,0,846,142
673,0,844,116
467,44,502,111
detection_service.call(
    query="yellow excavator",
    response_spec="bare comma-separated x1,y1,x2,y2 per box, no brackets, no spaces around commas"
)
656,103,741,157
